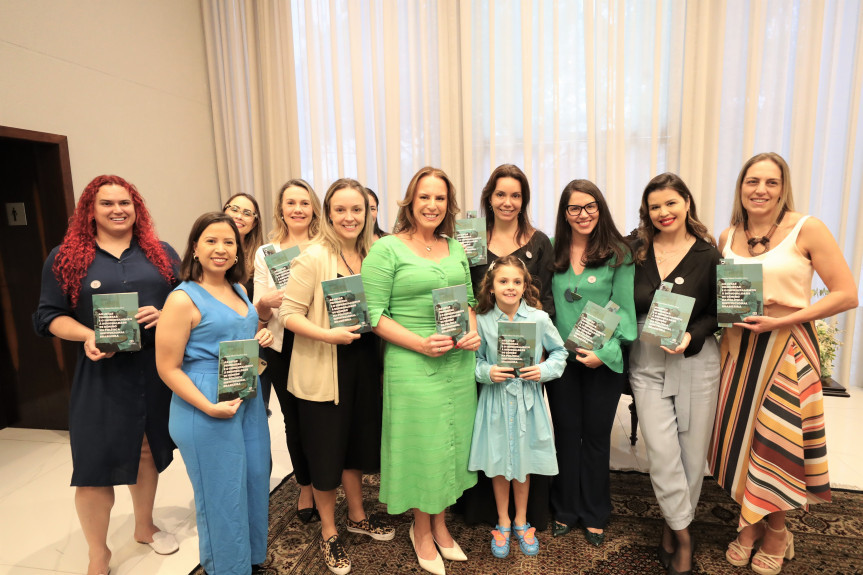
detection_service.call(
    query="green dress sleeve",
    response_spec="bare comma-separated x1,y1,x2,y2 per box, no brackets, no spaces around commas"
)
592,256,636,373
362,238,396,326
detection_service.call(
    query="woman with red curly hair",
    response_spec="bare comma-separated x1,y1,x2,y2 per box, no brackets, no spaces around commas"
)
33,175,181,575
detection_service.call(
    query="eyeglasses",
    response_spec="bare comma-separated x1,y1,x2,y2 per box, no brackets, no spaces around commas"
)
225,204,258,219
566,202,598,216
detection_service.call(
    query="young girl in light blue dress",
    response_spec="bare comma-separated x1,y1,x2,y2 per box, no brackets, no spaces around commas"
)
468,255,568,558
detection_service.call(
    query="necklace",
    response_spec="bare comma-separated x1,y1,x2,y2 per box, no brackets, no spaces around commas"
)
565,269,584,302
744,209,786,256
415,235,438,252
339,251,360,275
654,242,688,264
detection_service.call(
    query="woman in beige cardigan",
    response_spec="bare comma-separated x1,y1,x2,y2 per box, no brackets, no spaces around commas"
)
280,178,394,575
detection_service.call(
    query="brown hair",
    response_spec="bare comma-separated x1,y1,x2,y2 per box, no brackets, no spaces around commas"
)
180,212,246,284
392,167,460,238
478,164,535,246
475,255,541,314
730,152,795,225
222,192,263,281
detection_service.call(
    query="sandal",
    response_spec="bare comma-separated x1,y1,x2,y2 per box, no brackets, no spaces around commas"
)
751,525,795,575
726,522,763,567
513,523,539,556
491,525,511,559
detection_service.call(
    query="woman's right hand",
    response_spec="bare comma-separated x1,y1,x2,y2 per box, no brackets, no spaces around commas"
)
489,364,515,382
421,333,455,357
326,325,362,345
208,398,242,419
83,331,114,361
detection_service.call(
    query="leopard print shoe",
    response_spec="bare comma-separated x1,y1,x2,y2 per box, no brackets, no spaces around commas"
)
319,534,351,575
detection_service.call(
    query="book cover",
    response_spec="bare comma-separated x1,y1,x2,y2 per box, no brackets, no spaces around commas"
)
261,243,276,257
432,284,470,343
640,281,696,347
497,321,537,377
717,259,764,327
455,216,488,266
92,292,141,353
564,300,621,353
322,274,372,334
264,245,301,289
218,339,259,401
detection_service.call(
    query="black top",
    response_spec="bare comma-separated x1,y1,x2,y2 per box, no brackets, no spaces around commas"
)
633,237,721,357
469,229,555,318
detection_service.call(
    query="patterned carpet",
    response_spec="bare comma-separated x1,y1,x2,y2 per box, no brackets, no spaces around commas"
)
190,471,863,574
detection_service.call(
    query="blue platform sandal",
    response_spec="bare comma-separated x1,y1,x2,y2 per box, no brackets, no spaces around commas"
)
491,525,511,558
514,523,540,556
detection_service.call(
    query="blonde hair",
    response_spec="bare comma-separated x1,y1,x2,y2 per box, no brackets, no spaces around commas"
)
730,153,795,225
315,178,374,259
271,179,322,243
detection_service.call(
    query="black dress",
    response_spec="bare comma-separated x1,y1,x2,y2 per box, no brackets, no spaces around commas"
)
33,240,179,486
458,229,555,530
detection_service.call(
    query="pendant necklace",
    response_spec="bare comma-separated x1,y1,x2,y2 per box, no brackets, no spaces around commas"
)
416,235,437,252
654,240,688,264
339,251,359,275
565,270,584,302
744,208,786,256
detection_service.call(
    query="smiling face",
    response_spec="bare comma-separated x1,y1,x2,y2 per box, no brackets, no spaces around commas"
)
741,159,783,219
194,221,238,277
489,177,523,224
329,188,366,244
93,184,136,239
411,175,448,233
490,264,526,310
281,186,314,236
647,188,689,236
224,195,257,239
566,191,599,237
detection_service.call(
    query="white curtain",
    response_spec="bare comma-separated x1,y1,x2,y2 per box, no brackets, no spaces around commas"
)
202,0,863,387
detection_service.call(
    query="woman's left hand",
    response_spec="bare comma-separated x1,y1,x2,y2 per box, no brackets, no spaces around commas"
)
135,306,162,329
661,332,691,355
735,315,783,334
255,328,275,348
574,349,604,368
455,330,481,352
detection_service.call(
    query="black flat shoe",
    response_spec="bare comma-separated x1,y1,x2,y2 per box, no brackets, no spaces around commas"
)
552,520,572,537
297,501,320,524
583,527,605,547
658,544,674,569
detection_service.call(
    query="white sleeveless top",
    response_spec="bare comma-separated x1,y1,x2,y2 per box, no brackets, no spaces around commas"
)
724,215,813,310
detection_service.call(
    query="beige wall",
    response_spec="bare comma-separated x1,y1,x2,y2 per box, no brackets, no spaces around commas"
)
0,0,219,251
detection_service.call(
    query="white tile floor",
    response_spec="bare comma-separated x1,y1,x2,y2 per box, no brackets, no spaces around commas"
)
2,389,860,574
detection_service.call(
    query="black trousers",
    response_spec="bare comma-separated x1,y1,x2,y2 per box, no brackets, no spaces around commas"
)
261,335,312,487
545,359,625,529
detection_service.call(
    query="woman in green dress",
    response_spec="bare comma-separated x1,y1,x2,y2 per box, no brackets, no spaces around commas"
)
362,166,481,575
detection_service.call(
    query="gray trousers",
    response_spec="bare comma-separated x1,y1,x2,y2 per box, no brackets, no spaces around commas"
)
629,330,720,530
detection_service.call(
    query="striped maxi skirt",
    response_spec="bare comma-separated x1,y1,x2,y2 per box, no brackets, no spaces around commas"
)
707,322,830,528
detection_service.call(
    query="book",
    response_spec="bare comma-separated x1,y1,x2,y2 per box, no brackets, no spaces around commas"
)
564,300,621,353
218,339,259,401
640,281,696,348
717,259,764,327
454,216,488,266
92,292,141,353
497,321,537,377
321,274,372,334
264,245,301,289
261,243,277,257
432,284,470,343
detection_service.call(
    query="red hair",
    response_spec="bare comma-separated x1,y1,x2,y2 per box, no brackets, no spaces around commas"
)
53,175,176,308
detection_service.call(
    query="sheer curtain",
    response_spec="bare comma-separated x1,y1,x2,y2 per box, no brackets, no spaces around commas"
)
202,0,862,387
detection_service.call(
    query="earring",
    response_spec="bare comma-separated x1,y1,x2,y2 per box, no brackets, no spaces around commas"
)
234,256,239,264
193,254,198,261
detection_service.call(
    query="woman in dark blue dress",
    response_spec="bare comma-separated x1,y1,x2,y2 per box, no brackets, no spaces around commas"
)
34,175,180,575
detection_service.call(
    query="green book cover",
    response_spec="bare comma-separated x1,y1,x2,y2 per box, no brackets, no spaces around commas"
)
264,245,301,289
717,260,763,327
565,300,621,353
432,284,469,343
261,243,276,257
455,217,488,266
640,282,696,347
218,339,259,401
497,321,537,377
321,274,371,334
92,292,141,353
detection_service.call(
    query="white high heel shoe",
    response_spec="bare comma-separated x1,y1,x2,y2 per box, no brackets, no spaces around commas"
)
433,535,467,561
410,522,446,575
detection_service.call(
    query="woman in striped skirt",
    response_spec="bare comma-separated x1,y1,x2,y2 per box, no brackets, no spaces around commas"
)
708,153,857,575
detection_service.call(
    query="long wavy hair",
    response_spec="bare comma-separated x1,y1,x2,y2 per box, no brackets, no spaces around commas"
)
475,255,541,314
730,152,795,226
316,179,374,260
479,164,536,246
53,174,175,308
551,179,630,272
270,179,322,244
633,173,716,264
393,167,460,238
222,192,263,281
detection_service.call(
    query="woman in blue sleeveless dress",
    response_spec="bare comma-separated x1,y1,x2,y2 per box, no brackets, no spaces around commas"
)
157,212,275,575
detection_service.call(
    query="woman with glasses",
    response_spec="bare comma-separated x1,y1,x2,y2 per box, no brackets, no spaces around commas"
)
223,193,263,298
545,180,636,546
253,179,322,523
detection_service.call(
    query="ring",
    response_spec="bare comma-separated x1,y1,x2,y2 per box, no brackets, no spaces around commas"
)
437,347,441,353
